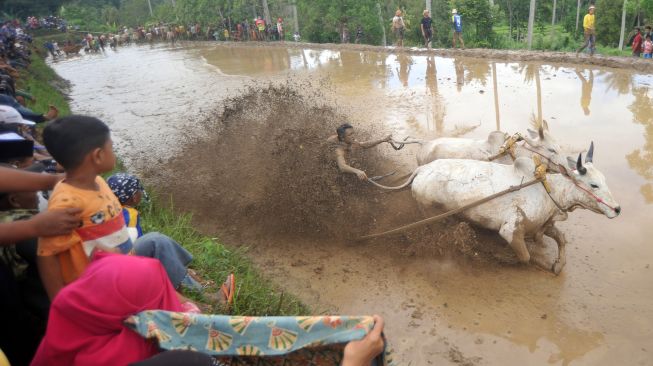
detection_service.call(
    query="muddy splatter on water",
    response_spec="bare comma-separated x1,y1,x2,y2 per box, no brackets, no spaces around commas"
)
165,83,398,239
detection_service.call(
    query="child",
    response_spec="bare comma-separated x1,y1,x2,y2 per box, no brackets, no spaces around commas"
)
37,116,132,299
106,172,223,295
644,35,653,59
107,172,147,242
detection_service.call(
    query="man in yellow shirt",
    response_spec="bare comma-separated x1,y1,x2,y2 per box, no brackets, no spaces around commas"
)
576,5,596,56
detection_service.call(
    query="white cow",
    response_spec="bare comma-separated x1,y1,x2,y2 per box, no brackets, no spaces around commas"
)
415,126,567,172
379,143,620,274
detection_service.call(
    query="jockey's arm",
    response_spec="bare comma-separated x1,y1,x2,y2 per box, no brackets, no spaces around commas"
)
336,147,367,181
358,134,392,149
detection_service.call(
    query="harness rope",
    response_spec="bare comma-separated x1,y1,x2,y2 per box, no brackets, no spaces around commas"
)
358,175,544,241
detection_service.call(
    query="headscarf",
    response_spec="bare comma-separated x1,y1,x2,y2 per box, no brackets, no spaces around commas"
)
31,252,182,366
107,173,147,204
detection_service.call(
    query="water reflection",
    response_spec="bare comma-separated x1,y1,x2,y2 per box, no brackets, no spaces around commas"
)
200,45,653,203
627,86,653,203
575,69,594,116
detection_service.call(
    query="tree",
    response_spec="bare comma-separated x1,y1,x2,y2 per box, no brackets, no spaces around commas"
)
596,0,627,47
619,0,627,50
527,0,536,49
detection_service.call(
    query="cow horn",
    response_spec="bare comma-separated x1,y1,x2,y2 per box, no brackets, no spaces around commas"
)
576,153,587,175
538,126,545,140
585,141,594,163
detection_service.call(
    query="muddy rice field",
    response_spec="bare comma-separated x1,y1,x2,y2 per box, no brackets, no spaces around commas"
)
51,42,653,365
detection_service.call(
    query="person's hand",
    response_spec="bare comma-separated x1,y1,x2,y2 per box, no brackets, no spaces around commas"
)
355,170,368,181
342,315,385,366
45,105,59,120
30,208,82,236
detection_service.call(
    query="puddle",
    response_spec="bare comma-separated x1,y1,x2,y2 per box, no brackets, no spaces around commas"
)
51,43,653,365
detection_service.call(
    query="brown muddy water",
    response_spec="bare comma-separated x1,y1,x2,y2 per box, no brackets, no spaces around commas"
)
51,43,653,365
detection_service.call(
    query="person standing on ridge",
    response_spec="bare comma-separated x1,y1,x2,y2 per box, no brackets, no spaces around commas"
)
451,9,465,49
421,9,433,48
392,10,405,47
576,5,596,57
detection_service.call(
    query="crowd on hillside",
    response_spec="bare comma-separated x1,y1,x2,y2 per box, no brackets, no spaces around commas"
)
25,16,67,32
1,18,386,366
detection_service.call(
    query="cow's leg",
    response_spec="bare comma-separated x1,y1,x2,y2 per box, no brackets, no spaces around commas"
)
499,213,530,264
545,224,567,275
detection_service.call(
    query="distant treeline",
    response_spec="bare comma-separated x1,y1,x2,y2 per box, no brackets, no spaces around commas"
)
7,0,653,49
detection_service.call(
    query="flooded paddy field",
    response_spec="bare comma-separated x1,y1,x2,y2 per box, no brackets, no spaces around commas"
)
51,42,653,365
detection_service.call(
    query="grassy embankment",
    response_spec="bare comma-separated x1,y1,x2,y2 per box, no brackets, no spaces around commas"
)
25,36,309,316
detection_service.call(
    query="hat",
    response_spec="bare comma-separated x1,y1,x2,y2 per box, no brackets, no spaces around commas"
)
0,106,35,126
107,173,148,204
0,132,33,161
589,5,595,9
452,9,458,14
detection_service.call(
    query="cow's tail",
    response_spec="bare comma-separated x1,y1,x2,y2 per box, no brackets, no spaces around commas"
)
367,167,421,190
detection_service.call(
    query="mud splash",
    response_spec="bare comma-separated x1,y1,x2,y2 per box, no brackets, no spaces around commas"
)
162,83,516,265
165,83,405,239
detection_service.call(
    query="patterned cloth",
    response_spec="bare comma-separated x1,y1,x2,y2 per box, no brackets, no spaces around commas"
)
107,173,147,204
126,311,390,366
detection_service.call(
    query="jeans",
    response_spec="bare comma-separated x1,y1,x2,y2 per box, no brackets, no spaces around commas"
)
578,32,595,55
134,232,193,288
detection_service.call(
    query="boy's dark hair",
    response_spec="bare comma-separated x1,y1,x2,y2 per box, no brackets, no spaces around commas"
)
635,27,641,31
336,123,353,141
43,115,110,170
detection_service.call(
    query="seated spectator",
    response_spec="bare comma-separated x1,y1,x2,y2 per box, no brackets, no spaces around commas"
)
37,116,231,313
0,172,51,366
107,172,225,297
31,253,385,366
31,253,183,366
0,96,58,124
0,106,53,161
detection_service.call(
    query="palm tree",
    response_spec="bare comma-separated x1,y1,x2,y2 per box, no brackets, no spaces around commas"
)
619,0,628,50
602,70,632,95
576,0,581,32
527,0,536,49
261,0,271,24
552,0,557,26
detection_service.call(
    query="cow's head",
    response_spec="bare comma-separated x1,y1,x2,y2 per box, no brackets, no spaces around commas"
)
566,142,621,219
524,124,567,173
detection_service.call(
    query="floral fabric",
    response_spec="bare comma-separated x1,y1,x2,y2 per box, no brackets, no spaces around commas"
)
126,311,390,366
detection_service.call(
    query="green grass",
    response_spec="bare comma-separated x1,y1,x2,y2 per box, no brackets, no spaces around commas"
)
27,34,309,316
17,46,71,117
137,193,309,316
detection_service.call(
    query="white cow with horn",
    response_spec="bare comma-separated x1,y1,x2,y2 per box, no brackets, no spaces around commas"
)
370,142,620,274
408,122,567,172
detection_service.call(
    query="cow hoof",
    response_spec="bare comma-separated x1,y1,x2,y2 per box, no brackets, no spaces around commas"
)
552,260,564,275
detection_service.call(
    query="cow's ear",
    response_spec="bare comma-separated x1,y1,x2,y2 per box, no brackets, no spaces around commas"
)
527,129,538,139
567,156,577,170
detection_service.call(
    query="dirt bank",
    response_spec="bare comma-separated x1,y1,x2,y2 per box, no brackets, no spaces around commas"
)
187,40,653,73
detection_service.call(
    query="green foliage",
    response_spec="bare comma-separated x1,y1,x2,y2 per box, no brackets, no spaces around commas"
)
595,0,625,48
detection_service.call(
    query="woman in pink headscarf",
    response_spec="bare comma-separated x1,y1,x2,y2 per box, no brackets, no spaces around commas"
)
31,253,183,366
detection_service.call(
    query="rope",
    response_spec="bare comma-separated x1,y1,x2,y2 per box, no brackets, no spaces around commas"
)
366,169,420,190
357,177,543,241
